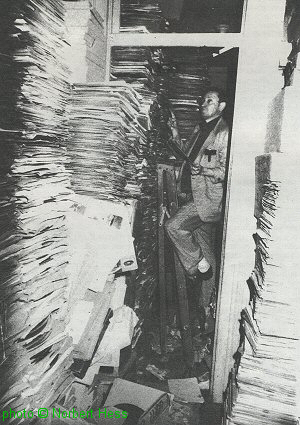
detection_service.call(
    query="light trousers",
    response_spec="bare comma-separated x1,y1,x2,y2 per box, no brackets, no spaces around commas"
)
165,200,217,308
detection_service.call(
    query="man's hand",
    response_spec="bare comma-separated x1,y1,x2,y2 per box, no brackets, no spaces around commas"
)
167,110,180,142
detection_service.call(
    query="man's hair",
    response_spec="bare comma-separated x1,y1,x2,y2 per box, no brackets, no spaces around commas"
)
202,86,227,104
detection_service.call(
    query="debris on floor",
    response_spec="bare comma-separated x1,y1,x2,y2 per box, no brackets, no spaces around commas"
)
168,378,204,404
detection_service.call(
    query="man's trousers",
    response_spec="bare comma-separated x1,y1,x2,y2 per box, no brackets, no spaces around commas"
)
165,200,217,308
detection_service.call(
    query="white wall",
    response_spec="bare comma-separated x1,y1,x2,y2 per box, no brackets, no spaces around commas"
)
212,0,288,402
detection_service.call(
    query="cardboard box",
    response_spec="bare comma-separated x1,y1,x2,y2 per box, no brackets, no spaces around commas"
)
104,379,171,425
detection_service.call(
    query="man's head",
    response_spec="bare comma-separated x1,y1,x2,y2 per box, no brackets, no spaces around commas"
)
198,87,227,122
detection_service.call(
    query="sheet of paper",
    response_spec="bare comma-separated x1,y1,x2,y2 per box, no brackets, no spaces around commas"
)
168,378,204,404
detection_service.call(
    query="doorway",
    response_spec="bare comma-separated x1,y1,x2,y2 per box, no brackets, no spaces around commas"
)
110,45,239,394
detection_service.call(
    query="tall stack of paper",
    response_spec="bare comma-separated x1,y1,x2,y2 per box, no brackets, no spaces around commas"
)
112,47,212,149
0,0,74,416
68,82,147,201
111,47,170,315
112,46,212,152
225,153,299,425
111,47,159,120
13,1,70,137
67,77,168,320
160,47,211,144
120,0,164,33
70,47,169,321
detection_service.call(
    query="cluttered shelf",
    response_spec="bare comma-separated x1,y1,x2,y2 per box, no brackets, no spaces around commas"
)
0,1,230,423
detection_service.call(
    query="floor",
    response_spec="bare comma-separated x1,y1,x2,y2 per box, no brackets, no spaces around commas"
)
118,306,222,425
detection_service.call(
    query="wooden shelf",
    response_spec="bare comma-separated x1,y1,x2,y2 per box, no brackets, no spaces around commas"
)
109,32,241,48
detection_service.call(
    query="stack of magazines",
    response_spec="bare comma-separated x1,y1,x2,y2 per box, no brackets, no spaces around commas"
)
120,0,164,33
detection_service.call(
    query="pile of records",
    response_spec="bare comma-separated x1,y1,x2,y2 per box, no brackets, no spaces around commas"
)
12,0,70,137
133,112,169,315
111,47,170,315
111,47,160,120
0,0,74,416
160,47,211,144
120,0,165,33
224,154,299,425
111,46,212,145
67,78,169,319
68,82,146,201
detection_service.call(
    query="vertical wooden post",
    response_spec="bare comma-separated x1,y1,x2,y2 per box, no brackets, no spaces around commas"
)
157,165,167,355
165,166,194,368
105,0,113,82
211,0,287,403
112,0,121,33
157,164,194,368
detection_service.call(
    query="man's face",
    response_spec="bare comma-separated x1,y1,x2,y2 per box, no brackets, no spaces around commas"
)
199,91,224,121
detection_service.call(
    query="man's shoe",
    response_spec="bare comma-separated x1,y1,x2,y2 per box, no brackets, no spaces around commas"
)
198,257,210,273
199,267,213,281
187,267,213,283
202,307,215,335
197,266,214,283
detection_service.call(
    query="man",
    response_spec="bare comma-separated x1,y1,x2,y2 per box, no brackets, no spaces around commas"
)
165,87,229,330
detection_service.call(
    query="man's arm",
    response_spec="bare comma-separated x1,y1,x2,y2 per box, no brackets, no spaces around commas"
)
167,111,201,162
166,110,191,161
167,110,181,145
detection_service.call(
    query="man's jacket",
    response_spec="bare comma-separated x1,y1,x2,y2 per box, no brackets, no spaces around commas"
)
180,117,229,223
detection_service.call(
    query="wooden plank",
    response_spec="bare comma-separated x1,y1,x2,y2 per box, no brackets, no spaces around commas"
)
241,0,249,34
173,257,194,368
165,165,194,368
104,0,113,81
74,279,116,361
157,164,167,355
109,32,241,48
112,0,120,33
211,0,287,403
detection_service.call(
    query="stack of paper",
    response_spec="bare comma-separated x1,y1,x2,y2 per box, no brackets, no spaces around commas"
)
66,195,137,304
111,47,170,317
68,81,165,321
111,46,159,121
67,73,167,339
225,153,299,425
0,0,75,415
160,47,211,144
68,82,148,201
120,0,164,33
13,0,70,137
112,46,212,147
